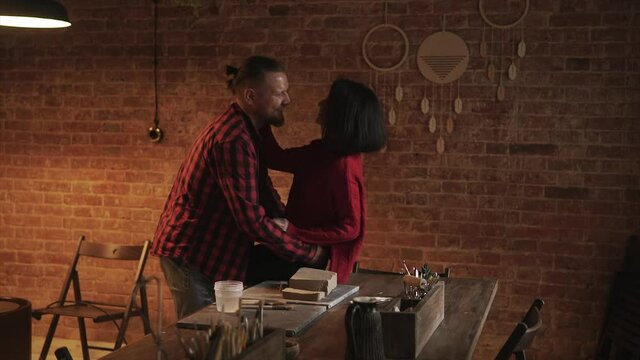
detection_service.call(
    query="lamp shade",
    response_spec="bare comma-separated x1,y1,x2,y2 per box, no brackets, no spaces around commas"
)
0,0,71,28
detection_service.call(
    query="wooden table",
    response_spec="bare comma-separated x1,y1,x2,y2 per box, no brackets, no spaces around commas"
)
101,274,497,360
298,274,498,360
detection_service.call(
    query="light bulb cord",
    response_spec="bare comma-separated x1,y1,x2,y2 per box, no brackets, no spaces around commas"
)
153,0,159,128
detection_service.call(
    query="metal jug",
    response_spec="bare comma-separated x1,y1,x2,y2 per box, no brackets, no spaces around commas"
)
345,296,385,360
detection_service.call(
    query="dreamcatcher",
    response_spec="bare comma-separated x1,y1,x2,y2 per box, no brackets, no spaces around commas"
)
362,3,409,126
416,19,469,154
479,0,530,101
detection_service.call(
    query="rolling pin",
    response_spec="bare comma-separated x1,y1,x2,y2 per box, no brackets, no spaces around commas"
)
403,275,427,288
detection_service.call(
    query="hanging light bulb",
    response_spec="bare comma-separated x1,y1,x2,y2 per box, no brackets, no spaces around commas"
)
0,0,71,29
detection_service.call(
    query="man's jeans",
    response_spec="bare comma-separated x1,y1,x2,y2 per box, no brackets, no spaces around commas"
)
159,257,213,319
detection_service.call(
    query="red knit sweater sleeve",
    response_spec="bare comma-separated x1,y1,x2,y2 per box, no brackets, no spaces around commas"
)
287,159,362,245
261,125,308,174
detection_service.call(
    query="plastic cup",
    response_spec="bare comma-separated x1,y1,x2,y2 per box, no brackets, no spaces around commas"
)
214,280,243,313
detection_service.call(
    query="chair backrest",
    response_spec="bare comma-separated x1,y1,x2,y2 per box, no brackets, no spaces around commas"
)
622,235,639,272
79,241,147,260
56,236,150,305
79,240,150,298
439,267,451,278
597,272,640,359
495,298,544,360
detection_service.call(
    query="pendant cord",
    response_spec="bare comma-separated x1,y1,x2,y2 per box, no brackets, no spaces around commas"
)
153,0,159,128
384,2,388,24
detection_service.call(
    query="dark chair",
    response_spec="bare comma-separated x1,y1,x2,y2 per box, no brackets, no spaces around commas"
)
439,267,451,278
32,236,152,360
495,298,544,360
596,235,640,360
597,272,640,360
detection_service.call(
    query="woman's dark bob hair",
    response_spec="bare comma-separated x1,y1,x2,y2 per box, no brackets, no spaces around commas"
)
322,79,386,155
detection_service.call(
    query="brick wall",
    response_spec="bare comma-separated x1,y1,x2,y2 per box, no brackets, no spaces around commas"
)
1,0,638,358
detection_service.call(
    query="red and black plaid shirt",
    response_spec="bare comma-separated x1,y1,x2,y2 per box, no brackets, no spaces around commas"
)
151,103,318,282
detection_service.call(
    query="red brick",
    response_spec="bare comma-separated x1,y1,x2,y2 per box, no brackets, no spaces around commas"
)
441,181,466,193
393,180,439,193
400,247,423,261
460,237,508,250
544,186,590,200
0,251,17,263
509,143,558,156
435,235,460,248
502,253,554,268
92,183,131,195
586,145,630,159
360,245,400,259
476,252,501,266
387,233,435,247
508,239,538,252
520,212,544,226
63,218,102,230
409,220,438,233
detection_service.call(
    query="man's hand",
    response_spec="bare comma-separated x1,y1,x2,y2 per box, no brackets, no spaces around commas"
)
273,217,289,232
310,245,329,268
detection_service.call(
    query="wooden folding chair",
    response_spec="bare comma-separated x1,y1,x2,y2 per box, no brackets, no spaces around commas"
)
495,298,544,360
32,236,152,360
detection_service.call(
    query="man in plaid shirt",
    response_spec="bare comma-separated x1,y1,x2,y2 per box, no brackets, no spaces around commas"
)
151,56,327,318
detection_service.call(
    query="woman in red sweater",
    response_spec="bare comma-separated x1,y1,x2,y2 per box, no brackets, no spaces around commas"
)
247,79,386,284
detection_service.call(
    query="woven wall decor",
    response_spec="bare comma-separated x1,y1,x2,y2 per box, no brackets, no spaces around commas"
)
417,31,469,85
417,29,469,154
479,0,529,101
362,3,409,126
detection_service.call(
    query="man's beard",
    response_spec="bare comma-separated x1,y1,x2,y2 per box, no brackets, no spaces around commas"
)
266,111,285,127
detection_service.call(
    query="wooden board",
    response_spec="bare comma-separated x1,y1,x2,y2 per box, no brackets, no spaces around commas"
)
243,281,359,309
282,287,325,301
177,303,326,337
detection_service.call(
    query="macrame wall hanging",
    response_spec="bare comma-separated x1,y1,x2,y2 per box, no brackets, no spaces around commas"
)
362,3,409,126
478,0,530,102
416,18,469,154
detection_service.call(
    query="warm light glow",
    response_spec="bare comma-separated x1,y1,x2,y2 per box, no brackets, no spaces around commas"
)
0,15,70,28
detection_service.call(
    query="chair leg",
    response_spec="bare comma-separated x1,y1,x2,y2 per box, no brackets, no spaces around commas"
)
140,312,152,336
139,286,152,335
115,311,133,349
77,317,90,360
515,351,526,360
40,314,61,360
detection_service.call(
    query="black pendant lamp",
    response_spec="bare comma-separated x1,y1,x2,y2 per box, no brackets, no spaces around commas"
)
0,0,71,28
